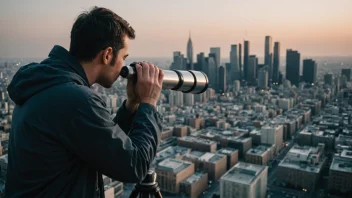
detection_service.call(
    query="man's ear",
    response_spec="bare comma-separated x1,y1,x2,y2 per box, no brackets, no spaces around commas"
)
102,47,113,65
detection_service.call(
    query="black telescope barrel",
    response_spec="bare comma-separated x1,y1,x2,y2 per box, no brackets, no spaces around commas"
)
120,64,208,94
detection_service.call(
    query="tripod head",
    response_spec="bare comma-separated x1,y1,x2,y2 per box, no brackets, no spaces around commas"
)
129,169,162,198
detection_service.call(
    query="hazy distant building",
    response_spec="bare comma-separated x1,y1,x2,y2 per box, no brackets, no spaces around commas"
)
169,90,183,106
187,32,194,69
302,59,317,84
210,47,221,68
230,44,241,82
258,68,268,89
238,43,242,81
234,80,241,92
244,41,250,81
341,68,351,81
218,66,226,93
273,42,280,84
247,55,257,85
156,158,195,194
208,54,217,89
324,73,333,85
172,51,187,70
328,150,352,196
220,162,268,198
264,36,273,81
184,93,194,106
196,52,205,72
286,49,300,86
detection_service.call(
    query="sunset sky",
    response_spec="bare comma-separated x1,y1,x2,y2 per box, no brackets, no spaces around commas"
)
0,0,351,59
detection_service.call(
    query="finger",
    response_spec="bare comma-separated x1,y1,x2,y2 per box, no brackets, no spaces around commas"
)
141,62,149,80
136,64,143,81
158,69,164,86
154,66,160,84
148,63,155,80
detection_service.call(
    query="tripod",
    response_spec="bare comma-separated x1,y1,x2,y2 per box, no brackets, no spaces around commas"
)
129,169,163,198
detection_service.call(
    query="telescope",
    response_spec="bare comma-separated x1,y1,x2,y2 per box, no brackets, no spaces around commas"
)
120,63,209,94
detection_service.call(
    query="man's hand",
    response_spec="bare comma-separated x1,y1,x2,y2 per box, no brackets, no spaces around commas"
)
126,75,139,113
135,62,164,107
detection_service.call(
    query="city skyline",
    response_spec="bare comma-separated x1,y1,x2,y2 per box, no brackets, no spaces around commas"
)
1,0,352,59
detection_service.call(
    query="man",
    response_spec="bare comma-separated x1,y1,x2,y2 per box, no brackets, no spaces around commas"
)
5,6,164,198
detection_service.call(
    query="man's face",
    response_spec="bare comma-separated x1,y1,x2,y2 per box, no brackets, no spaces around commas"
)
98,35,130,88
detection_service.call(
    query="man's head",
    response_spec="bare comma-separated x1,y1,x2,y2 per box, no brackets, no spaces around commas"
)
69,6,135,88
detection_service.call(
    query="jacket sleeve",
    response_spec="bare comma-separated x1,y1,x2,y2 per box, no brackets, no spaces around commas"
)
113,100,135,134
59,94,162,183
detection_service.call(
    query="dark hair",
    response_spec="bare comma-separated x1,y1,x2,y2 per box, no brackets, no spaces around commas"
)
69,6,135,64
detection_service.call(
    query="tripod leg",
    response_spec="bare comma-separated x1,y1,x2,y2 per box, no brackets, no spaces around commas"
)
153,190,163,198
129,188,140,198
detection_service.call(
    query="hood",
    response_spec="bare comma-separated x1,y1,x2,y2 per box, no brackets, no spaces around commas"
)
7,45,90,105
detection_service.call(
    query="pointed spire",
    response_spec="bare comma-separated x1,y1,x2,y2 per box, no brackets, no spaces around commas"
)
189,30,191,39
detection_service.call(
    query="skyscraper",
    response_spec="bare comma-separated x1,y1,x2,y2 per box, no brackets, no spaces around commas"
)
248,55,257,85
196,52,205,72
341,68,351,81
207,54,217,89
238,43,242,81
324,73,333,85
230,45,240,82
258,68,268,90
218,66,226,93
286,49,301,86
171,51,187,70
273,42,280,84
244,41,250,81
264,36,273,81
210,47,221,67
187,31,193,69
302,59,317,84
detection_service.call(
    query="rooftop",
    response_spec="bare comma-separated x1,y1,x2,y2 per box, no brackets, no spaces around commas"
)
157,158,192,173
217,148,238,156
199,152,225,163
289,145,311,156
179,136,217,145
185,151,225,163
341,149,352,159
155,146,190,162
181,172,206,185
279,145,325,173
330,151,352,173
220,162,266,185
185,150,205,159
247,145,273,156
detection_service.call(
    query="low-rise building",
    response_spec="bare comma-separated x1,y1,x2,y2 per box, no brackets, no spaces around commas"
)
180,172,208,198
155,158,195,194
220,162,268,198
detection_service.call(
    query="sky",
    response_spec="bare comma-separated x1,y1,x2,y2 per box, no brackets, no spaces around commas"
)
0,0,351,59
